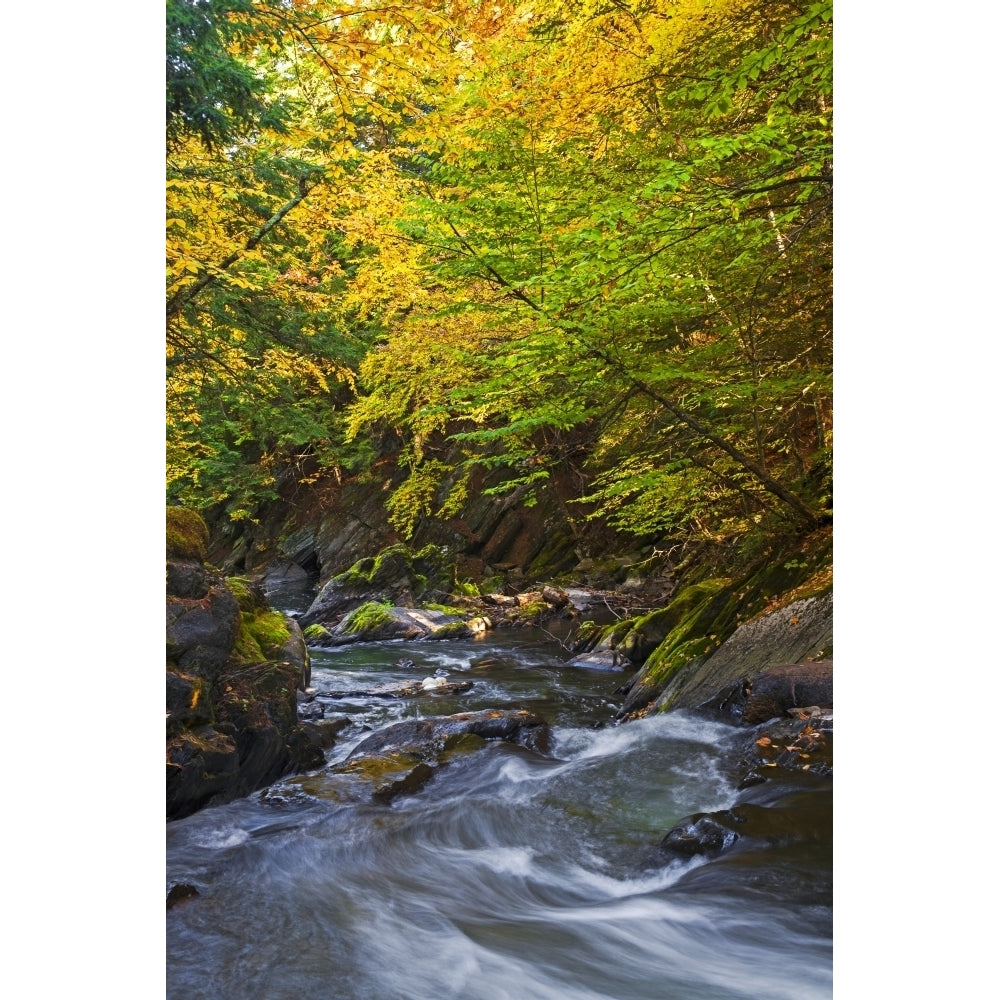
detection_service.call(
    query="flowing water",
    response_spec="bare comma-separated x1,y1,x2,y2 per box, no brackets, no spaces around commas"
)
166,624,832,1000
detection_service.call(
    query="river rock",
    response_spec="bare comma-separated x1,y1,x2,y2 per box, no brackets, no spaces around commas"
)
316,678,474,700
314,606,471,645
277,710,550,805
660,812,741,858
660,788,832,861
300,717,350,751
566,649,632,671
347,708,551,761
298,543,455,628
166,882,200,908
276,616,311,691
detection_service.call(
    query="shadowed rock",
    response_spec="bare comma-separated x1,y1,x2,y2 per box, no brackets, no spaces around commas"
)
700,661,833,725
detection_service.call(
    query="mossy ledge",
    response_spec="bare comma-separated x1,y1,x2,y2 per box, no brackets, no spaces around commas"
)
615,530,832,718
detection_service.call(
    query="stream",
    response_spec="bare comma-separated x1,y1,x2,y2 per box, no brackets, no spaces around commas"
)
166,614,832,999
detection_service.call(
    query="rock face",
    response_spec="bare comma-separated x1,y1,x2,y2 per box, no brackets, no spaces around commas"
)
613,590,832,718
654,593,833,713
212,457,620,597
166,508,324,821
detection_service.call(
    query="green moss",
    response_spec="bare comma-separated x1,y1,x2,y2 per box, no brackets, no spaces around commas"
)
333,543,453,600
232,624,265,664
166,507,209,561
230,601,291,664
246,610,291,654
225,576,270,614
423,603,467,616
634,579,735,687
430,622,470,639
303,623,332,641
517,601,548,620
343,600,394,633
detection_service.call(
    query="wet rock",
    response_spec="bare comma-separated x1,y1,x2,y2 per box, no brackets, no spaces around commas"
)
300,717,349,751
166,559,210,600
740,662,833,724
166,669,213,734
167,511,328,821
166,727,240,818
349,756,437,802
287,710,548,805
298,699,325,722
566,649,631,671
298,543,455,628
661,813,741,858
660,788,832,861
166,882,199,909
567,618,635,670
316,678,474,700
737,713,833,784
347,709,551,761
276,616,311,691
166,580,241,682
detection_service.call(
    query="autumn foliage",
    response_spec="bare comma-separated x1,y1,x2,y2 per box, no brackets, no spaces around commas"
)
166,0,832,545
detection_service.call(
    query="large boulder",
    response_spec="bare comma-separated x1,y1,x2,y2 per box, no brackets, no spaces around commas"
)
299,544,455,628
310,604,472,646
166,508,323,821
166,574,240,682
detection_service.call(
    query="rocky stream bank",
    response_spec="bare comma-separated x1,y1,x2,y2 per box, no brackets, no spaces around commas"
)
166,503,832,886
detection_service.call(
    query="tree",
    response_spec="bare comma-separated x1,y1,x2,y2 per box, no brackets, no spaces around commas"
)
344,0,832,541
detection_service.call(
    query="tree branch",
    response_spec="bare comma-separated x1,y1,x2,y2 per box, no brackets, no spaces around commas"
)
166,177,323,320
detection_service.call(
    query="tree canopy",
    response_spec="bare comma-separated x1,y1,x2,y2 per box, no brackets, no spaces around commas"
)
166,0,832,545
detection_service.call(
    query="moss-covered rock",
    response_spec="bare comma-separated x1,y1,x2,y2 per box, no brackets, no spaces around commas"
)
299,543,459,628
343,600,394,633
166,507,210,561
168,522,318,820
303,623,332,642
429,622,472,640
